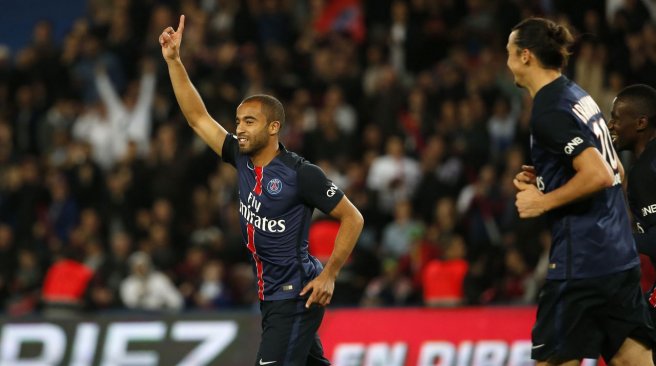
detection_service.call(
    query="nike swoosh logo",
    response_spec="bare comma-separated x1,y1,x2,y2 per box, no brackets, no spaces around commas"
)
259,359,277,365
532,344,545,349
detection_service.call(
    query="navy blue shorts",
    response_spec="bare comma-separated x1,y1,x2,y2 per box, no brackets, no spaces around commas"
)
256,298,331,366
532,266,656,363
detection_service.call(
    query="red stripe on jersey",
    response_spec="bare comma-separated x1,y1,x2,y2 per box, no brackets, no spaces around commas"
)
246,223,265,300
254,166,263,195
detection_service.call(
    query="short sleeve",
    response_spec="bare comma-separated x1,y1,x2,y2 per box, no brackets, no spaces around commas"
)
222,134,239,167
297,163,344,214
533,111,595,158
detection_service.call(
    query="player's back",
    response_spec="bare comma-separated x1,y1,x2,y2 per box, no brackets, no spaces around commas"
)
530,76,638,280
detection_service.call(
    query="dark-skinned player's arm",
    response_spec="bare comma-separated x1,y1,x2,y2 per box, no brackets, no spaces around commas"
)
635,227,656,259
159,15,228,156
513,147,615,218
300,196,363,308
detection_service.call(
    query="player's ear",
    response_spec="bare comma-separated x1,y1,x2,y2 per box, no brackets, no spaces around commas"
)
269,120,280,135
637,116,649,131
521,48,530,64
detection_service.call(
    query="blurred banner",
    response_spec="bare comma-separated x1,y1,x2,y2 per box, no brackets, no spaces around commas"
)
320,307,602,366
321,307,535,366
0,312,261,366
0,307,603,366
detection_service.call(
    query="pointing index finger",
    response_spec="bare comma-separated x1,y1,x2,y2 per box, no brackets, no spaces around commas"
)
177,15,185,34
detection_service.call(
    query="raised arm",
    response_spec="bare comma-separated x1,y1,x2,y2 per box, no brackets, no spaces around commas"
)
126,60,157,154
300,196,364,308
159,15,228,156
95,67,125,124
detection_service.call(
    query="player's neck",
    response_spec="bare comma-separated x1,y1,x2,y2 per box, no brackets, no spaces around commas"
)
526,69,561,98
250,139,280,167
635,131,656,159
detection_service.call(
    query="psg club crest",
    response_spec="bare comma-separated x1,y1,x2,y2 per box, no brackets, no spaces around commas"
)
266,178,283,195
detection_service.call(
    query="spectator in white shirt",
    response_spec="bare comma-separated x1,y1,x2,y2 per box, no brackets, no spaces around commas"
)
366,135,421,214
73,60,156,170
120,251,183,311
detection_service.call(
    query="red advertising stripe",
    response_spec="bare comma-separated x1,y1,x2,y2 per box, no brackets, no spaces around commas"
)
320,307,536,366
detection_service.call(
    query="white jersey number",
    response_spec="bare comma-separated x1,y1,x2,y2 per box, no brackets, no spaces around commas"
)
591,117,619,171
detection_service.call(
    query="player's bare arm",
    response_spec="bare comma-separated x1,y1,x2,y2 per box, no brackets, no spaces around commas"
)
300,196,363,309
514,147,615,218
159,15,228,156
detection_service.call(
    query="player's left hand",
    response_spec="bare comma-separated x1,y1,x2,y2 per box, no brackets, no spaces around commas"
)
300,272,335,309
514,165,537,186
513,178,546,218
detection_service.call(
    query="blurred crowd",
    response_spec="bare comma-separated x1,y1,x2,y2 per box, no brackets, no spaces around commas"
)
1,0,655,316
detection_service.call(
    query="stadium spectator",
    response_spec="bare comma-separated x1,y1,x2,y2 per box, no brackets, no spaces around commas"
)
194,259,233,309
119,251,183,311
72,60,155,170
41,250,94,317
422,234,468,306
366,135,421,215
380,200,423,259
87,231,132,310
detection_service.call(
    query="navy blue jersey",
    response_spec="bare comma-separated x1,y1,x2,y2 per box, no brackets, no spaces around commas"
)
530,76,638,279
222,134,344,300
628,139,656,262
628,139,656,233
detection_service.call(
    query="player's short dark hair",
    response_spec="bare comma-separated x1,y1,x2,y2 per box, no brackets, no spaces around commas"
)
616,84,656,128
511,17,574,70
241,94,285,129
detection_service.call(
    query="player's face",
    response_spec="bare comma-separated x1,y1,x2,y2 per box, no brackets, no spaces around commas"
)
506,31,526,88
608,98,638,151
235,101,272,155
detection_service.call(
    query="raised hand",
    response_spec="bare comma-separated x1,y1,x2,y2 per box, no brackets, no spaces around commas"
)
159,15,185,62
